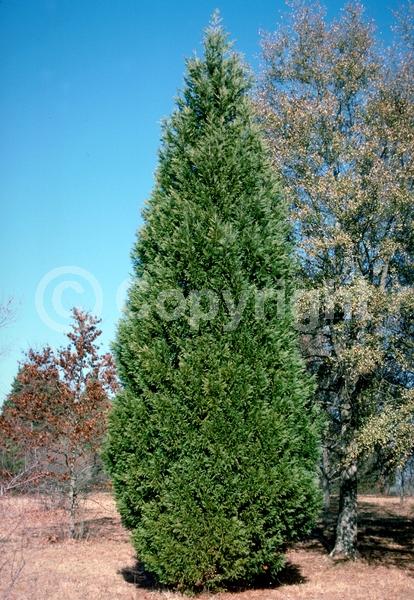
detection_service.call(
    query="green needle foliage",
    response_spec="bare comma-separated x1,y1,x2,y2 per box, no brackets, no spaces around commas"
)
104,16,321,592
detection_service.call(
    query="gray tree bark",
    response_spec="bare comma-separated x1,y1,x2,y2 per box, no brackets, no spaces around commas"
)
331,380,359,558
321,445,331,512
331,459,358,557
68,469,78,539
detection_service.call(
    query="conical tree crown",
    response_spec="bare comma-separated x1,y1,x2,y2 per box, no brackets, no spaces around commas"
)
105,19,320,592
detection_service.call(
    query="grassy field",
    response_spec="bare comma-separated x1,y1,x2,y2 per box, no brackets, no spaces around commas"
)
1,492,413,599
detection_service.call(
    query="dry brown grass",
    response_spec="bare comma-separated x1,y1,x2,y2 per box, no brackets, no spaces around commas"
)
0,492,412,600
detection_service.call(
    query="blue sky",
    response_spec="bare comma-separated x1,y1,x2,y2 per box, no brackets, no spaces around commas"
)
0,0,400,402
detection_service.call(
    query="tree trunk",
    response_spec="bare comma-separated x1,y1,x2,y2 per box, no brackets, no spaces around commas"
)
321,445,331,512
399,468,405,505
331,376,359,559
331,459,358,558
68,469,77,539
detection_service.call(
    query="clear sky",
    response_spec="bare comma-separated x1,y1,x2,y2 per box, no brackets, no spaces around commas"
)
0,0,400,402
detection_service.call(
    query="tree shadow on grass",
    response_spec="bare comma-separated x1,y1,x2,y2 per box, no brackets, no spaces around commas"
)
120,560,306,594
357,501,414,575
225,562,307,592
301,497,414,576
120,562,158,590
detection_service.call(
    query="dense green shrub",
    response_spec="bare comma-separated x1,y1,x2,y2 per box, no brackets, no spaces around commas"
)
104,18,321,592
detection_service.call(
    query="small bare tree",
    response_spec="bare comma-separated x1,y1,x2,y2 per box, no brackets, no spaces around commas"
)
0,297,16,360
0,298,15,330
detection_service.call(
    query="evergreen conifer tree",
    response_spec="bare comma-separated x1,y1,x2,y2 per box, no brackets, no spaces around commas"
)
104,16,320,591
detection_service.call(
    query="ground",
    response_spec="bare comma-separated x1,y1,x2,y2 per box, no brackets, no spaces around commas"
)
0,492,413,599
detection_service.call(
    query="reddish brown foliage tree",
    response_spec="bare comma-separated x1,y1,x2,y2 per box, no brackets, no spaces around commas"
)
0,308,118,537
